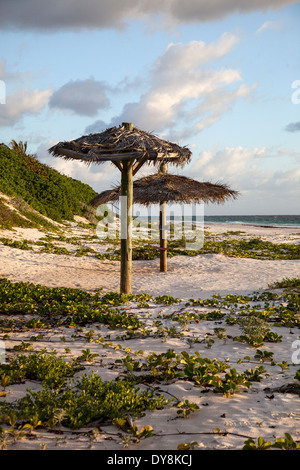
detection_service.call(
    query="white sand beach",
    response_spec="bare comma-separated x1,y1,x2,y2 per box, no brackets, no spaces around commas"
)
0,222,299,299
0,222,299,451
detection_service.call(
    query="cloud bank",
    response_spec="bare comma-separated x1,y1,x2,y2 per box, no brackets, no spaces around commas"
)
0,0,297,30
186,146,300,213
0,87,51,126
36,141,118,189
49,78,111,116
86,33,256,138
0,32,254,132
285,121,300,132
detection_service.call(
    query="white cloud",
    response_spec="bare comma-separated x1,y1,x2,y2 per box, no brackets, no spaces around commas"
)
0,87,51,126
36,141,119,191
188,82,257,135
49,78,111,116
151,33,239,74
255,20,281,34
0,59,20,81
87,33,255,138
0,59,35,90
141,144,299,214
189,146,268,183
186,146,300,212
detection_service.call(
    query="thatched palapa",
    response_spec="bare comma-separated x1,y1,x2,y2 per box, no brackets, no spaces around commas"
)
48,125,191,171
48,123,192,294
91,171,239,273
90,173,239,207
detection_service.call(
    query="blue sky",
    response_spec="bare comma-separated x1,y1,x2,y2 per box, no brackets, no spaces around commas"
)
0,0,299,215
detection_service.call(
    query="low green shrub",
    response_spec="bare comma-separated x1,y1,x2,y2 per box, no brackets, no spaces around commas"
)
0,373,168,429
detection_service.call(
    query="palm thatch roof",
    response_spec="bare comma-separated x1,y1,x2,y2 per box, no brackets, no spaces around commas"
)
48,125,191,169
90,173,239,207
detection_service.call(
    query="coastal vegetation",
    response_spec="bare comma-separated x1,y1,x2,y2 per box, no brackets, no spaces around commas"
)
0,276,299,449
0,231,299,261
129,236,300,260
0,143,98,228
0,142,299,450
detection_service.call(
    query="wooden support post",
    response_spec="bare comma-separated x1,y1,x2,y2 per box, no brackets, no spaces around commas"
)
120,160,133,293
170,212,174,239
159,162,167,272
120,122,134,294
122,122,134,131
181,212,185,241
159,201,167,272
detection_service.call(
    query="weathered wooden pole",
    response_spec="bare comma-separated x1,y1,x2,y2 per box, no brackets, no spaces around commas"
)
120,122,133,294
159,162,167,272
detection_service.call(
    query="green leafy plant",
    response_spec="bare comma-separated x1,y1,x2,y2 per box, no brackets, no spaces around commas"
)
0,279,144,330
0,373,168,429
275,361,289,372
243,433,300,450
254,349,274,362
155,295,181,305
13,341,33,352
116,356,142,374
125,424,154,443
236,317,271,346
77,349,99,363
214,327,228,343
243,436,273,450
273,433,300,450
177,441,198,450
0,351,83,387
175,400,200,417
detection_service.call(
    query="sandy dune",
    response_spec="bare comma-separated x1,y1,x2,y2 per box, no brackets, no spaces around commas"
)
0,223,299,299
0,222,299,452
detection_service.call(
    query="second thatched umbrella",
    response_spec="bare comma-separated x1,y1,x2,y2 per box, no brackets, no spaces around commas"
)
90,168,239,272
49,123,191,293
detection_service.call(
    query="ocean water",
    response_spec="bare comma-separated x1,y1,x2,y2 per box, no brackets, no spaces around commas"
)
137,214,300,228
203,215,300,228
